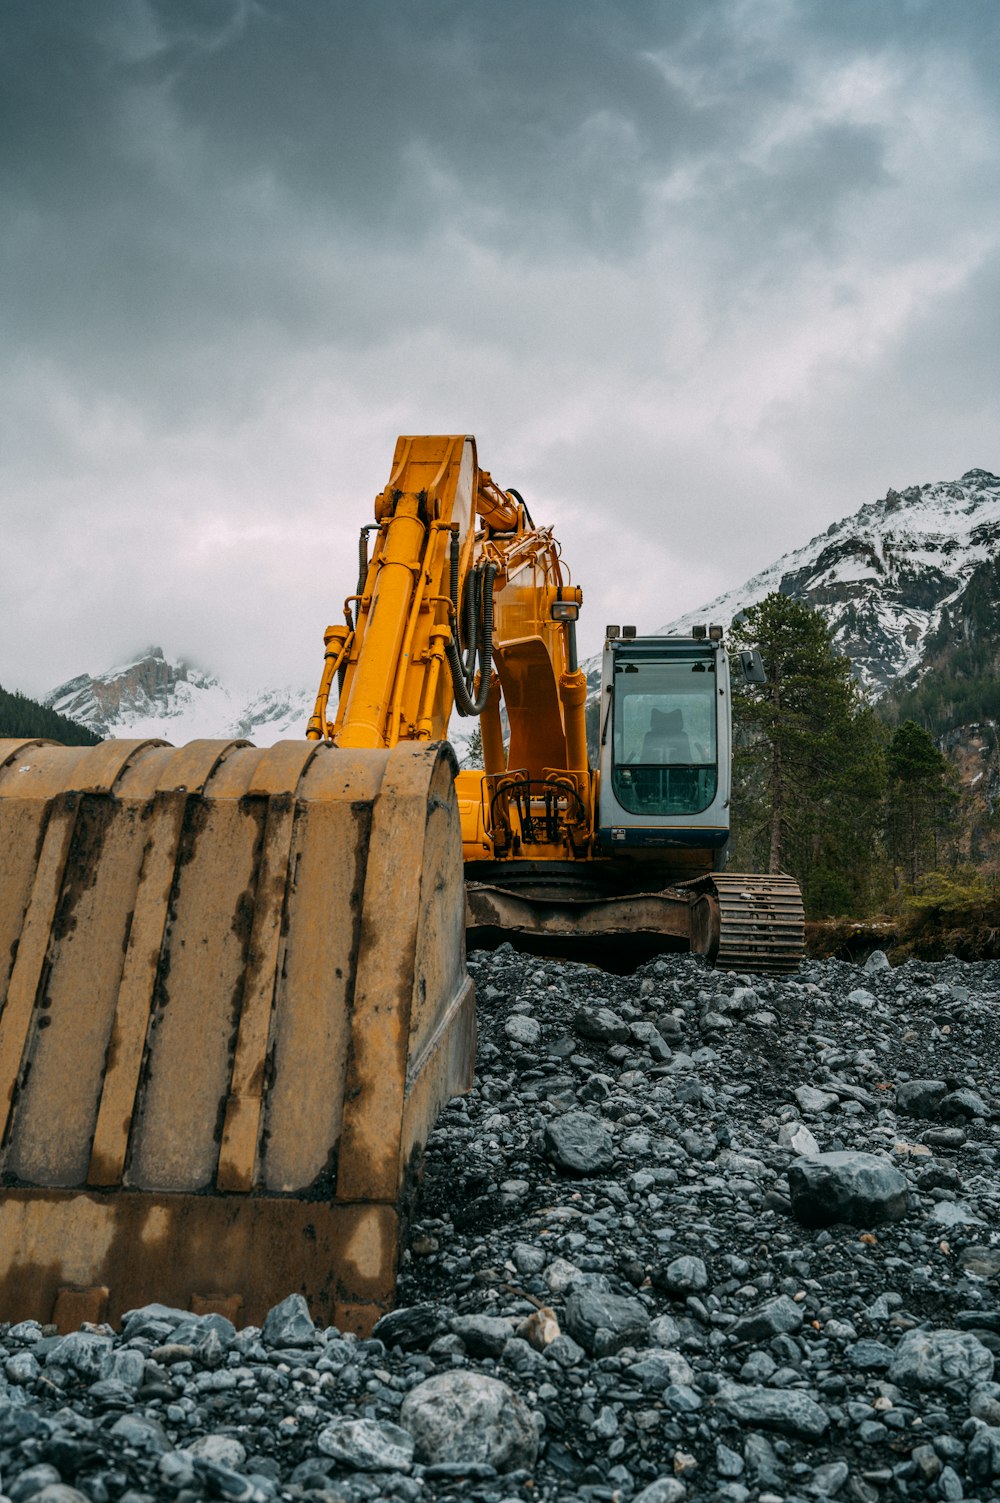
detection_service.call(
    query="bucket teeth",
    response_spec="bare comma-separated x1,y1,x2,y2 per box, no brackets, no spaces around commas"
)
0,738,475,1334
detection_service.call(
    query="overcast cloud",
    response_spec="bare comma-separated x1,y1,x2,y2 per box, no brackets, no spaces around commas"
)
3,0,999,698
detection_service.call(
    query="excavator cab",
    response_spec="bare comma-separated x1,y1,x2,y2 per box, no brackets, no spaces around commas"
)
596,629,731,876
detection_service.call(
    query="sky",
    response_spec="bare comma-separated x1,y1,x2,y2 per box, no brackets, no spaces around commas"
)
3,0,1000,699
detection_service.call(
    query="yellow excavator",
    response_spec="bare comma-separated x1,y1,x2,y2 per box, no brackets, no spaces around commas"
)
0,435,802,1334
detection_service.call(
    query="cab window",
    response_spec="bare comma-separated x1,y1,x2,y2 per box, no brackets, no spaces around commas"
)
612,657,718,816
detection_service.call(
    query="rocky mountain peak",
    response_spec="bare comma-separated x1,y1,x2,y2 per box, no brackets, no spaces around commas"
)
662,468,1000,696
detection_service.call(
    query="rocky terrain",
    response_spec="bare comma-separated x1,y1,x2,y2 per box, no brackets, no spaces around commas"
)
3,946,1000,1503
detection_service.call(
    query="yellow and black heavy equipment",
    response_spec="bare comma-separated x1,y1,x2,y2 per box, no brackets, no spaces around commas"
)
0,435,802,1333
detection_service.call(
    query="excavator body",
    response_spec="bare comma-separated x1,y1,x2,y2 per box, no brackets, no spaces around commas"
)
0,434,801,1330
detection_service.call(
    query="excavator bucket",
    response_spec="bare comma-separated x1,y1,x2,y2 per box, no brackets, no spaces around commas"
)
0,737,474,1334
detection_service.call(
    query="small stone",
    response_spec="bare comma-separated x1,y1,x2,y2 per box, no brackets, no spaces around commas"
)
186,1435,248,1469
928,1201,985,1227
634,1479,687,1503
563,1286,650,1356
544,1111,614,1175
795,1086,838,1114
373,1304,446,1350
846,1339,892,1371
450,1314,513,1358
787,1151,908,1227
724,1386,830,1440
573,1005,631,1043
778,1122,819,1156
504,1014,540,1046
889,1328,994,1390
967,1424,1000,1482
261,1293,316,1348
316,1417,414,1472
655,1254,709,1297
108,1413,170,1454
896,1079,948,1118
941,1087,989,1120
716,1442,744,1478
731,1295,803,1343
400,1371,538,1471
812,1459,850,1495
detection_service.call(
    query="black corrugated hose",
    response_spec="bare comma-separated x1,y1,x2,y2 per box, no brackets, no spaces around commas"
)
446,551,497,717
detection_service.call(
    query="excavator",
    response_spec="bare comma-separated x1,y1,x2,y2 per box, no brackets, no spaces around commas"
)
0,435,802,1335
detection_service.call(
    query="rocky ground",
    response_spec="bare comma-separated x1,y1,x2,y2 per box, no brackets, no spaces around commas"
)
3,947,1000,1503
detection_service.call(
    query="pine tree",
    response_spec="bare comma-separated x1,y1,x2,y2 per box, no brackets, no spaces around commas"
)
885,720,959,885
0,684,100,746
729,594,886,916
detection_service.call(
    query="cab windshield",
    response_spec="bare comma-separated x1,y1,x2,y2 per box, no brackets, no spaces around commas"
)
612,656,718,816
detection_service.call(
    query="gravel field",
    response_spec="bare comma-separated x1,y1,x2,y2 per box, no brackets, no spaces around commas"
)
3,945,1000,1503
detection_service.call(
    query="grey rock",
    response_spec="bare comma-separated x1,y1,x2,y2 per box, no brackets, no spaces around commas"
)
778,1121,819,1156
108,1413,170,1454
630,1021,672,1060
46,1330,113,1378
656,1254,708,1296
627,1349,695,1390
400,1371,538,1471
716,1441,744,1478
573,1005,631,1043
971,1382,1000,1425
889,1328,994,1390
504,1014,540,1046
731,1294,803,1343
649,1313,682,1347
450,1314,513,1358
101,1347,146,1390
846,1339,893,1371
261,1293,316,1348
186,1435,248,1469
316,1417,414,1472
564,1286,650,1356
928,1201,985,1227
811,1459,850,1495
896,1079,948,1118
544,1110,614,1175
967,1425,1000,1482
724,1386,830,1440
787,1150,908,1227
9,1465,61,1502
941,1087,989,1120
633,1480,687,1503
795,1086,838,1113
372,1304,446,1350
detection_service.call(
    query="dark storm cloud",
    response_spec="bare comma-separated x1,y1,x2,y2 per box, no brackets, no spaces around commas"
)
1,0,999,695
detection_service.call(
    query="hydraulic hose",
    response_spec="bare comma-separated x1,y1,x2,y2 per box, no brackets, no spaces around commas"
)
446,559,497,717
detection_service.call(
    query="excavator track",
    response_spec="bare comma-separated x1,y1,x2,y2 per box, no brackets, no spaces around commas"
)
689,871,805,975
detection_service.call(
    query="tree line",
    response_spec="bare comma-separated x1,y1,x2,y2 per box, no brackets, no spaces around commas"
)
0,684,101,746
729,594,977,918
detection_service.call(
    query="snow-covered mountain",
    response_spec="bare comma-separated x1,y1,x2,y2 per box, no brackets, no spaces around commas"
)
660,468,1000,696
45,648,315,746
44,645,480,762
